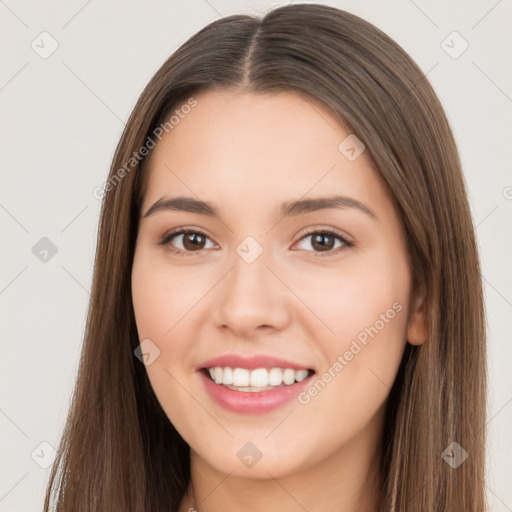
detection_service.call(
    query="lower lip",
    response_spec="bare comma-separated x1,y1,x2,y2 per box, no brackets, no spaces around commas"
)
199,370,313,414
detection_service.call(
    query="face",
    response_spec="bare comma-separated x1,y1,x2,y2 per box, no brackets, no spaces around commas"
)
131,89,425,480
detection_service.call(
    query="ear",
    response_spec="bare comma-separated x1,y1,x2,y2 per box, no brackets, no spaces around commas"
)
407,287,427,345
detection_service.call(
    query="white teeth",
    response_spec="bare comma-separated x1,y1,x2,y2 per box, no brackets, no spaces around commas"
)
233,368,250,387
268,367,283,386
206,366,311,388
283,368,295,385
223,366,233,385
295,369,309,382
250,368,268,387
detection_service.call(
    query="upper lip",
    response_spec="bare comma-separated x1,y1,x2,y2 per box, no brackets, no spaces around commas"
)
197,354,313,371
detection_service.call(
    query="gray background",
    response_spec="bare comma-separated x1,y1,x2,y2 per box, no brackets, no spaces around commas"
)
1,0,511,510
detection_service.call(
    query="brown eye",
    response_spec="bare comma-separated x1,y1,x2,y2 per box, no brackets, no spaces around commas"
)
181,232,207,251
158,229,216,256
310,233,337,251
295,230,352,255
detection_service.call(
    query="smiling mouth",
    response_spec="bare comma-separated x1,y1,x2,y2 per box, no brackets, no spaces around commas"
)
202,366,315,392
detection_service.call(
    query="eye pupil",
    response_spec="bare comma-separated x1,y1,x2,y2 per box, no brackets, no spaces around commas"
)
312,233,334,251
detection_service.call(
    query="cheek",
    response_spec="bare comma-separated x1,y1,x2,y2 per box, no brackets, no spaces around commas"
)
292,253,410,342
131,251,206,435
131,248,203,344
295,250,410,417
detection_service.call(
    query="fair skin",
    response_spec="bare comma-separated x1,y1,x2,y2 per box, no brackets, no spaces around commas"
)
131,89,426,512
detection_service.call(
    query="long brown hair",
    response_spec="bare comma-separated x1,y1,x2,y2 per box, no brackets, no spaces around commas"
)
44,4,487,511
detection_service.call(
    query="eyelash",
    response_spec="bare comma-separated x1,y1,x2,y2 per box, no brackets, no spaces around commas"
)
157,227,354,258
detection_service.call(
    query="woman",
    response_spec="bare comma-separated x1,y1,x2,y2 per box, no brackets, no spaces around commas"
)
44,4,487,511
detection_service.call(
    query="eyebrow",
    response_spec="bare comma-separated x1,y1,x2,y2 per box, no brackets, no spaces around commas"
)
142,195,376,220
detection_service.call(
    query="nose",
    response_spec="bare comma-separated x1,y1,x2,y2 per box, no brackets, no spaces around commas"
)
211,244,291,338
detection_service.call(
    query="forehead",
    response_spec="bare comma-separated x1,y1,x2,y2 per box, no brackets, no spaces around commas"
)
142,89,385,215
